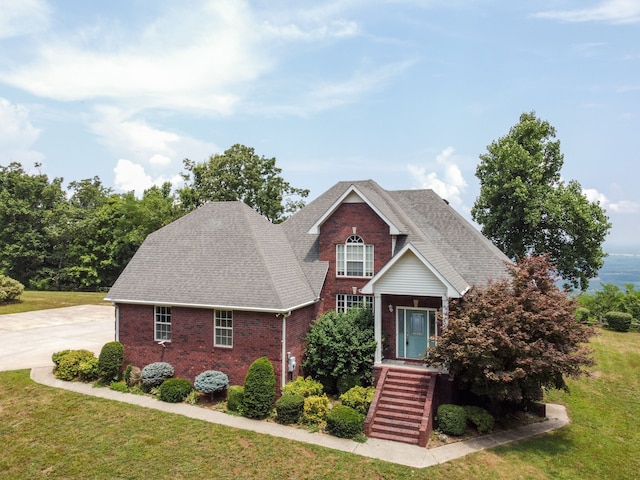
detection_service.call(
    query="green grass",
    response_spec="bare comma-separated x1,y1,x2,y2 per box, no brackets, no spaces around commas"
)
0,290,109,314
0,329,638,479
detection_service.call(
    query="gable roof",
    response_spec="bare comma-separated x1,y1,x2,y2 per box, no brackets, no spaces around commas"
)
105,201,325,313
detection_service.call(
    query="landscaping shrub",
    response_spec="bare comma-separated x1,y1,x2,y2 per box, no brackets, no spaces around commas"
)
242,357,276,419
141,362,174,388
326,405,364,438
109,381,129,393
302,394,330,425
194,370,229,397
282,376,323,398
337,373,362,395
605,311,633,332
0,275,24,303
436,404,467,436
158,378,193,403
464,405,495,434
227,386,244,412
53,349,99,381
340,385,375,415
275,393,305,424
575,307,590,324
97,341,124,382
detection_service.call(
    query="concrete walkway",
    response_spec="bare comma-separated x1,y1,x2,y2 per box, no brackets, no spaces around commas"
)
30,366,570,469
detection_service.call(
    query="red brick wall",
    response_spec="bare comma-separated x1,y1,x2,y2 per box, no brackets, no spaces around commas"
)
317,202,392,314
284,304,317,381
117,304,283,388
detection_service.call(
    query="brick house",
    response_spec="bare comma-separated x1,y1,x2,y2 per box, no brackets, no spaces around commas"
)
105,180,509,415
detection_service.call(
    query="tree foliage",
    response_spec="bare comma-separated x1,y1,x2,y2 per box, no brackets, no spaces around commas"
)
178,144,309,223
302,308,377,389
429,254,596,409
578,283,640,321
472,112,611,290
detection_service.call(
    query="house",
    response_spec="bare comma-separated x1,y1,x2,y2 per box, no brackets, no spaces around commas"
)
105,179,509,402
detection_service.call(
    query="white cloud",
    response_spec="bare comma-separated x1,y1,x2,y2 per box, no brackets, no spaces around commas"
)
0,97,44,165
407,147,468,207
113,159,184,196
535,0,640,24
0,0,50,39
583,187,640,213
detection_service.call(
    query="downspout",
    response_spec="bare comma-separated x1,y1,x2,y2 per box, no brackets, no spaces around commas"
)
280,311,292,389
114,304,119,341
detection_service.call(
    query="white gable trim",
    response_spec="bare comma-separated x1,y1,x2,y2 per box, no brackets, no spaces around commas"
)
307,184,402,235
360,243,465,298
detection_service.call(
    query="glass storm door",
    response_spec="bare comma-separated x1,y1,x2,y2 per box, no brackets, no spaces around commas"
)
397,308,436,360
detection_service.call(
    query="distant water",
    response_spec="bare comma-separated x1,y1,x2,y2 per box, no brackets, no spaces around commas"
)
588,248,640,292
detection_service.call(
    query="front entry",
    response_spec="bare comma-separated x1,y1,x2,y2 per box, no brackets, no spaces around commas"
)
397,308,437,360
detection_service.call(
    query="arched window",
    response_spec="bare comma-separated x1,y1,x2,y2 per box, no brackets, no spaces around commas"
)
336,235,374,277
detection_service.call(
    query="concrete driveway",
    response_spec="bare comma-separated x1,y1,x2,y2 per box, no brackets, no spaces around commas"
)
0,305,115,371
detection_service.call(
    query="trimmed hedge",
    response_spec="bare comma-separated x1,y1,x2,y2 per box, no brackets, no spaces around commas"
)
53,349,99,381
436,404,467,436
302,394,330,425
98,341,124,382
227,386,244,412
326,405,364,438
340,385,375,415
275,394,305,424
242,357,276,419
605,311,632,332
282,376,323,398
141,362,174,388
464,405,494,434
158,378,193,403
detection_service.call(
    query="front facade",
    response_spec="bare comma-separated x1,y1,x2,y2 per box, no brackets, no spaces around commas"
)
105,180,510,388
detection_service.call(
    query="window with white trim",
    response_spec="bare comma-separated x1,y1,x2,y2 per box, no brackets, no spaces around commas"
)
336,294,373,313
214,310,233,347
336,235,374,277
154,306,171,341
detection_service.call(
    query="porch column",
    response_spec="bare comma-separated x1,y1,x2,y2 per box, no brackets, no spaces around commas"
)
441,295,449,329
374,292,382,365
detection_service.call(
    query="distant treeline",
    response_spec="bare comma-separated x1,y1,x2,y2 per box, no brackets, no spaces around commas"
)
0,147,308,291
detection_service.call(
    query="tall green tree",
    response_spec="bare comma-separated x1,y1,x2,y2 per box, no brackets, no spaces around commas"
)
178,144,309,223
472,112,611,290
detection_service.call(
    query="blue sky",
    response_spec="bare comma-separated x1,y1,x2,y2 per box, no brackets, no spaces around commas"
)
0,0,638,249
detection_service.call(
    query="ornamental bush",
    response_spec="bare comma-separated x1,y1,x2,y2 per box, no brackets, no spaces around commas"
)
194,370,229,396
275,393,305,424
326,405,364,439
158,378,193,403
227,385,244,412
337,373,362,395
282,376,323,398
436,404,467,436
242,357,276,419
0,275,24,303
98,341,124,382
464,405,495,434
575,307,590,324
302,394,330,425
53,349,99,381
605,311,632,332
109,381,129,393
340,385,375,415
141,362,175,388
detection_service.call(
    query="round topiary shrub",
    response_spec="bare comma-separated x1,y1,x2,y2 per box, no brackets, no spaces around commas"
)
227,385,244,412
464,405,495,434
326,405,364,438
302,394,330,425
141,362,174,388
282,376,324,398
54,349,98,381
339,385,375,415
242,357,276,419
194,370,229,399
605,311,633,332
0,275,24,303
275,393,305,424
436,404,467,436
158,377,193,403
98,341,124,382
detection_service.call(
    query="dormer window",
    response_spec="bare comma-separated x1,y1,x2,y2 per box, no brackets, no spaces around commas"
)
336,235,374,277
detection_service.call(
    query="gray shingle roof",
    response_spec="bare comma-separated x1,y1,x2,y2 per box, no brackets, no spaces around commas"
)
106,179,509,311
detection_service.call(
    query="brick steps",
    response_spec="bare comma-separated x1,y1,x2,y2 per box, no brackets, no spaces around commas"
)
365,368,436,447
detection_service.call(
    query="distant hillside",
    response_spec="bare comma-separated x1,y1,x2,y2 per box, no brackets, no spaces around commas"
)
588,248,640,292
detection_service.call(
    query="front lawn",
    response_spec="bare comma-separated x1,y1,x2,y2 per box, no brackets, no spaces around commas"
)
0,290,109,314
1,329,638,479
